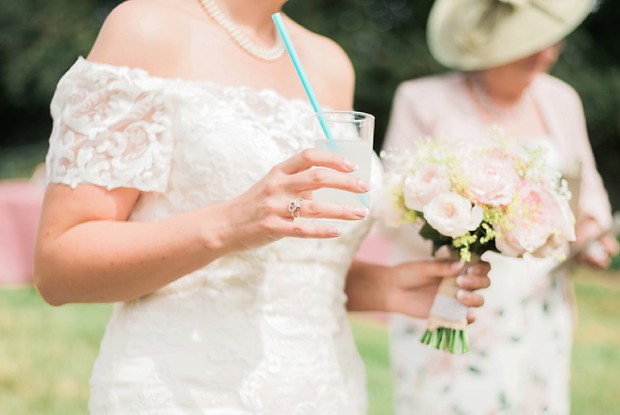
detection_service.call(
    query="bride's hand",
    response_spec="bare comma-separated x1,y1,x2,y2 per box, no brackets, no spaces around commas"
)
385,260,491,322
217,148,370,250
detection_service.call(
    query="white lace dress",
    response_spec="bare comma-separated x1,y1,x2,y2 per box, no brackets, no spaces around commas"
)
45,58,372,415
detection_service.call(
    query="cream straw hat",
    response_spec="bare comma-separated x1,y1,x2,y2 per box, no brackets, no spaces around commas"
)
427,0,593,70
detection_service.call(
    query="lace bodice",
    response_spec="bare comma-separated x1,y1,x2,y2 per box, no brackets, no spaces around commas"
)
46,58,373,415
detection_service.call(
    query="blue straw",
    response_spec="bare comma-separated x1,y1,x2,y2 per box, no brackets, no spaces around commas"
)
272,13,367,207
272,13,334,140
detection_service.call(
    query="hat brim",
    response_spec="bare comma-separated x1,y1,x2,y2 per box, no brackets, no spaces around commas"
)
428,0,592,71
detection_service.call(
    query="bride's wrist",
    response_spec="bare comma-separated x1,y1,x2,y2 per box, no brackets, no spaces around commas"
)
195,200,242,255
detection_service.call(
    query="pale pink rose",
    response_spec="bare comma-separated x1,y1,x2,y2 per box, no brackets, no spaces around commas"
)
460,153,520,206
495,181,574,257
531,192,575,258
423,192,484,238
533,234,569,259
494,222,549,257
402,165,451,211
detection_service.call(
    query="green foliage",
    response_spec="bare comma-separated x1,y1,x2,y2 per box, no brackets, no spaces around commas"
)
551,21,620,208
0,0,122,146
284,0,439,147
0,1,104,107
419,221,451,256
0,0,619,208
284,0,620,208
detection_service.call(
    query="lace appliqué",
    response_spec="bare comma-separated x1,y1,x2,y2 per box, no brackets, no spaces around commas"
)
46,59,173,192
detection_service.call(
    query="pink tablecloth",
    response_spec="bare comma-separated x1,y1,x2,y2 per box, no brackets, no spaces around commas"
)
355,227,392,265
0,182,392,286
0,180,45,285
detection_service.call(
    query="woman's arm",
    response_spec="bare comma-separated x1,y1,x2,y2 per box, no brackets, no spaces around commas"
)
345,260,489,319
35,148,367,305
35,4,370,305
568,88,619,267
35,184,229,305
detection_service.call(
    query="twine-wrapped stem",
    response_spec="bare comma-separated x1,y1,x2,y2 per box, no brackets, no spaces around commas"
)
420,255,479,354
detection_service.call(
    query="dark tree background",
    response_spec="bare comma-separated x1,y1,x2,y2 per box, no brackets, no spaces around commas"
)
1,0,618,206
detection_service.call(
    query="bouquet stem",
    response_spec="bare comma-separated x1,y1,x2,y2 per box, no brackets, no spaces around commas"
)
420,274,470,354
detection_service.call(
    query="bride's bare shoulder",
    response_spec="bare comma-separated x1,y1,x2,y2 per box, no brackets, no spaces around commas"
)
288,19,355,109
87,0,195,73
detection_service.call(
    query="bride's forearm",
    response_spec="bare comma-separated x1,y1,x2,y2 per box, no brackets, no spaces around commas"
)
35,149,368,306
344,260,391,312
34,203,236,305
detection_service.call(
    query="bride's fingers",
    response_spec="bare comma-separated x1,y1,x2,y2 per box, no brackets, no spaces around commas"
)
263,219,340,239
456,274,491,291
467,262,491,276
298,199,369,220
290,168,369,193
276,148,357,175
456,289,485,308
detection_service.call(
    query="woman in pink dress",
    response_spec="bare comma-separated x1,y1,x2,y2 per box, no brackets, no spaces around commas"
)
384,0,618,414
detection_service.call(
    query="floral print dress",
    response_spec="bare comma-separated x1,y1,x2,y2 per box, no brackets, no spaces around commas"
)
382,72,613,415
389,251,573,414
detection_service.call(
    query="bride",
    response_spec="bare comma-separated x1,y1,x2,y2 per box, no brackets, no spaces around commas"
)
34,0,490,413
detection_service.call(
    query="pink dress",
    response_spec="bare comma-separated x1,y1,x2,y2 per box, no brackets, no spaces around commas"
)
383,72,613,415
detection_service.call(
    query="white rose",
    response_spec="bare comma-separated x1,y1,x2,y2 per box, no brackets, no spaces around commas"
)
423,192,484,238
402,165,451,211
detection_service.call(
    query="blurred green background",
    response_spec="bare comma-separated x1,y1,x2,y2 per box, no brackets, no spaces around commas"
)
1,0,620,208
2,267,620,414
1,0,619,414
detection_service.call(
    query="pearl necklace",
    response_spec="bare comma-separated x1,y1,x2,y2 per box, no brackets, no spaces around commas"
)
470,74,531,120
197,0,285,61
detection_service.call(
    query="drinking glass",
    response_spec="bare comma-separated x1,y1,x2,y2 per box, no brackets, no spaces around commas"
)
312,111,374,209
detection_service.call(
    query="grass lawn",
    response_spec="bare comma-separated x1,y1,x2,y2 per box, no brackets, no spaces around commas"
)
1,267,619,415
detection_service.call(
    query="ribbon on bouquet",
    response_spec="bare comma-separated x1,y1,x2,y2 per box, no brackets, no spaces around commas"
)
420,257,477,354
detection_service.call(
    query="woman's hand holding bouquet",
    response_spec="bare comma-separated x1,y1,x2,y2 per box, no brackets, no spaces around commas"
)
380,135,575,353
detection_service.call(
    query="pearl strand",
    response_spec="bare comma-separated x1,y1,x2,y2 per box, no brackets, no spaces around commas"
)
197,0,285,61
470,74,531,120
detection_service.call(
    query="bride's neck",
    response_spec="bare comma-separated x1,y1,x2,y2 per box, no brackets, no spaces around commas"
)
216,0,287,36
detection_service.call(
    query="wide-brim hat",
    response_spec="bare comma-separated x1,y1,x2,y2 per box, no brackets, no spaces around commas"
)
427,0,593,71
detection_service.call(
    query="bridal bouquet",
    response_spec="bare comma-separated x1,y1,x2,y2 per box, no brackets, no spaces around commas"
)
380,135,575,354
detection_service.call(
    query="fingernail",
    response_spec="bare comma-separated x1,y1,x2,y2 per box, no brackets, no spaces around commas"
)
451,261,465,270
328,227,341,237
358,180,370,191
344,159,358,171
355,207,369,218
456,290,468,301
456,276,466,287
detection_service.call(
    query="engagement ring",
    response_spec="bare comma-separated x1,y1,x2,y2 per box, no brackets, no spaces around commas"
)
288,197,303,220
